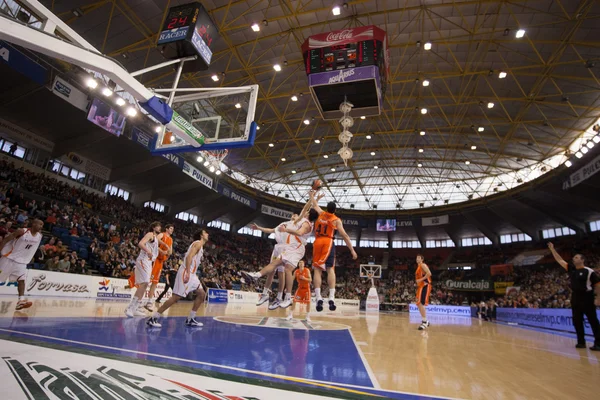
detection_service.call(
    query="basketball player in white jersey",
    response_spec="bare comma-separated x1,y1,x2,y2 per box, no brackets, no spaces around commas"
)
251,211,307,309
147,229,209,327
243,197,317,309
125,221,162,318
0,218,43,310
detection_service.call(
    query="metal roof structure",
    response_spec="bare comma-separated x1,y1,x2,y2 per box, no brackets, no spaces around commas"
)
39,0,600,211
2,0,600,242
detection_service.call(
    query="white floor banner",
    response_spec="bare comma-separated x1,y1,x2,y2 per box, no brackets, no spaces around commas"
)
0,339,337,399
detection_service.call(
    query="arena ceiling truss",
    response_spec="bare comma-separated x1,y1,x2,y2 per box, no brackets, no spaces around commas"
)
7,0,600,210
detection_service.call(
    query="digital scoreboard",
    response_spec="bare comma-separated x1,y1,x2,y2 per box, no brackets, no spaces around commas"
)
156,2,219,73
305,40,383,74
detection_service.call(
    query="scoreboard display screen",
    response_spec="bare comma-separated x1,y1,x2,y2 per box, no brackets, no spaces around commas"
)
157,2,219,72
306,40,382,74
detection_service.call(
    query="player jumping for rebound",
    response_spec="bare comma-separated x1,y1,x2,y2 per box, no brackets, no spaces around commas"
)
147,229,209,328
310,195,357,312
286,259,312,323
125,221,161,317
0,219,43,310
415,254,432,330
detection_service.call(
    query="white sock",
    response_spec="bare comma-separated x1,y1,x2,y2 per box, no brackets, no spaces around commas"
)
18,296,24,302
329,289,335,300
277,292,283,301
153,311,160,319
285,292,291,301
315,288,322,300
262,288,270,295
130,298,139,308
189,311,196,319
146,298,154,304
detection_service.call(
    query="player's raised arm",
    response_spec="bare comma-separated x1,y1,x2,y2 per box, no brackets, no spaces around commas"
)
251,223,275,234
334,219,357,260
293,197,313,224
310,190,325,215
548,242,568,271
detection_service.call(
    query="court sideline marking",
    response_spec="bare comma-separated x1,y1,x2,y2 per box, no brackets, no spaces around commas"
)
347,328,381,389
0,327,461,399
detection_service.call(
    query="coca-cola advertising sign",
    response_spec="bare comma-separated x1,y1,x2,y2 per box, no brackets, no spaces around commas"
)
325,29,355,42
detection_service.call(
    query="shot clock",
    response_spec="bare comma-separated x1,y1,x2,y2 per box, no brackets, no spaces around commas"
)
157,2,219,73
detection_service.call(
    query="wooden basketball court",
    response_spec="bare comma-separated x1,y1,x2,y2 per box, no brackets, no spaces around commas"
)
0,296,597,399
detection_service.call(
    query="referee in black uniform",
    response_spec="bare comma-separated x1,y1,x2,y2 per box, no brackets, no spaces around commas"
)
548,242,600,350
155,264,178,305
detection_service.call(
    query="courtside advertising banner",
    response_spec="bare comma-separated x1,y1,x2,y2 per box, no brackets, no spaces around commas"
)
409,304,472,317
497,308,600,336
207,288,228,303
261,204,293,219
227,290,260,304
25,270,92,298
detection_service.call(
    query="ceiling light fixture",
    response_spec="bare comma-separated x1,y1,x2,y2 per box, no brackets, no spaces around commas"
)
565,160,572,167
291,170,296,174
155,126,162,133
417,163,422,167
424,42,432,50
516,29,525,38
126,107,137,117
291,95,298,101
575,151,583,158
102,88,112,97
251,23,260,32
115,97,126,106
420,108,428,114
268,143,274,147
235,103,241,108
209,166,215,173
374,165,378,169
281,157,286,161
273,64,282,71
303,119,310,125
196,156,203,162
332,6,341,15
323,154,329,159
314,139,320,144
360,116,366,119
465,160,471,165
471,145,477,150
420,131,426,136
331,168,336,172
499,71,507,79
366,135,372,139
581,146,589,154
211,74,219,81
86,78,98,89
370,151,376,156
203,161,209,167
422,79,430,87
586,141,594,149
487,102,494,108
418,148,424,153
593,135,600,143
215,170,222,175
478,126,484,132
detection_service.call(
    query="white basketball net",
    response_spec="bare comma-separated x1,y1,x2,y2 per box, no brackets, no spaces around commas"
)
338,100,354,166
198,149,228,174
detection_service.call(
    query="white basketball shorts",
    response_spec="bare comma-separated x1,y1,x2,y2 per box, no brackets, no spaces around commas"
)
271,244,286,273
280,245,305,270
173,268,201,298
0,257,27,282
134,256,153,285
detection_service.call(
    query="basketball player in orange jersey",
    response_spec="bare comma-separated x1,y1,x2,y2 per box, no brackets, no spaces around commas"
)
286,259,312,322
0,219,43,310
147,229,209,328
143,224,174,311
415,254,432,330
310,196,357,312
125,221,162,318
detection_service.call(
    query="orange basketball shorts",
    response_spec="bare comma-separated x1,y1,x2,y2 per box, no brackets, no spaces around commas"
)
294,288,311,304
416,284,431,306
312,237,335,271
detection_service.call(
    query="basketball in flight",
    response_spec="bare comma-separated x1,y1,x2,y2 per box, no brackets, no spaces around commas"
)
312,179,322,191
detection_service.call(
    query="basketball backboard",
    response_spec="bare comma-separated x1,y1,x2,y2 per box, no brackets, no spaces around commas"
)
360,264,382,279
151,85,259,154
